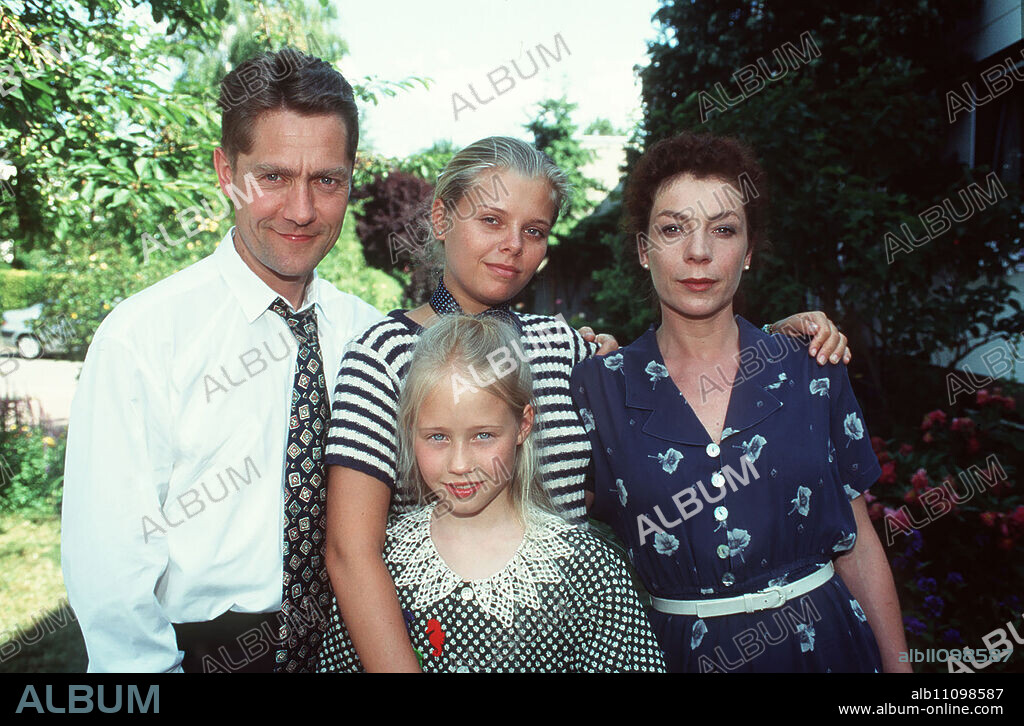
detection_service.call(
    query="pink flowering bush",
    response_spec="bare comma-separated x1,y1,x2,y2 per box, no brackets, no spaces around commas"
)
865,386,1022,672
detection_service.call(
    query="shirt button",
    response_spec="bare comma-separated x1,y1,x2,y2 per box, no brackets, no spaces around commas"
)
714,506,729,521
716,544,730,559
460,586,474,601
706,443,721,458
722,572,736,587
711,471,726,488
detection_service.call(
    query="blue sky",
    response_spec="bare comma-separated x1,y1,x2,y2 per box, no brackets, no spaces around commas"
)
331,0,663,156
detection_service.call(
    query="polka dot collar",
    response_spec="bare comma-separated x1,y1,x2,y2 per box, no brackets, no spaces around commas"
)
429,275,521,333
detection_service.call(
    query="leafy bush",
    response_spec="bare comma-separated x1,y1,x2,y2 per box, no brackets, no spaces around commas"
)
348,172,435,306
316,210,407,313
0,270,49,315
38,231,219,359
353,171,433,271
865,385,1022,671
36,208,405,357
0,401,66,518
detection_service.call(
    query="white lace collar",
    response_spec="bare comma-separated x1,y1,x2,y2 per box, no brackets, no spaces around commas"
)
387,503,577,628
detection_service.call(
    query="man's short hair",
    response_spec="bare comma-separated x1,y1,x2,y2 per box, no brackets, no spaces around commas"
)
218,47,359,165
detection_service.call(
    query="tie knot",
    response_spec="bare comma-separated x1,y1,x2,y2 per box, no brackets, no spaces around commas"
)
270,297,318,344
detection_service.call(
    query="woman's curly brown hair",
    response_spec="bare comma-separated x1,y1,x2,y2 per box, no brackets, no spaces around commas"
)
625,132,769,254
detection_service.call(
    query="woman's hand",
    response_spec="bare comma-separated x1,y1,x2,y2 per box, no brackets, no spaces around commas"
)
771,311,851,366
579,326,619,355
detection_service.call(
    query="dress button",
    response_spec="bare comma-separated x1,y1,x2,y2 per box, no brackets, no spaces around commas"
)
716,544,729,559
706,443,721,458
711,471,726,488
460,586,473,601
714,506,728,521
722,572,736,587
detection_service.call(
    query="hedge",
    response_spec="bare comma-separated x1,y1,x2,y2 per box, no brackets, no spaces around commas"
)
0,270,50,315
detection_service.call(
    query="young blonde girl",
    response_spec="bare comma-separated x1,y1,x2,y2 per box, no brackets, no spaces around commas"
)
318,314,665,672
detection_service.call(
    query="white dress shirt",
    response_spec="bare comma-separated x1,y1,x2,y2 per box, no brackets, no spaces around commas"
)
61,229,385,673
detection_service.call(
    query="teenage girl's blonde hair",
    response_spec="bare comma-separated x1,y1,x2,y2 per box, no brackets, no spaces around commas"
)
395,314,553,520
419,136,571,271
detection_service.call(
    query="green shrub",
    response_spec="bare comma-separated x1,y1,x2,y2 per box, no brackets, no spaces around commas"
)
0,270,49,315
37,235,217,359
0,413,65,518
314,210,406,313
36,210,404,359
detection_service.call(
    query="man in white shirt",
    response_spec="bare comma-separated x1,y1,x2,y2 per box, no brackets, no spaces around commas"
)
61,48,384,673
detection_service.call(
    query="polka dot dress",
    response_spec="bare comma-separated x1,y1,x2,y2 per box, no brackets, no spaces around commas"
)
318,505,666,673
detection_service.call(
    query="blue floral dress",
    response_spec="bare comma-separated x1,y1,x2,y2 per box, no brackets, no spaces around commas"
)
570,316,884,672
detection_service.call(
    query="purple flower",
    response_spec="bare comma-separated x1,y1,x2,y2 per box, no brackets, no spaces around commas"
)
995,596,1021,613
892,555,909,571
941,628,961,644
907,530,924,554
946,572,964,585
904,616,927,636
916,577,937,593
924,595,944,618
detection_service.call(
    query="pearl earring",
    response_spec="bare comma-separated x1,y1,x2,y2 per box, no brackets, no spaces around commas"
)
744,265,750,270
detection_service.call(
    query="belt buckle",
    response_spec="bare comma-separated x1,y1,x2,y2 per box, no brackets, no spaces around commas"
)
744,586,787,613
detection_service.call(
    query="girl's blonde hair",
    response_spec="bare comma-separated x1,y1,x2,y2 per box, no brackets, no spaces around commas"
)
419,136,572,270
396,314,552,519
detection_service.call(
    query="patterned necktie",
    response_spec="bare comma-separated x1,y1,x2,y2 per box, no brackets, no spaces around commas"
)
268,297,330,673
428,275,523,334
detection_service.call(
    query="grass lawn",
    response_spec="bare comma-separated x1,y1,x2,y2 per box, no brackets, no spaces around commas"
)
0,510,640,674
0,512,87,672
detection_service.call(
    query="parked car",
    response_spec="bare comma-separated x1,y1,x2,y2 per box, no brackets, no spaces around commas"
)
0,303,67,359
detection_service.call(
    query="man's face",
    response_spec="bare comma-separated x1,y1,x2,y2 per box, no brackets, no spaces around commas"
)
213,109,352,290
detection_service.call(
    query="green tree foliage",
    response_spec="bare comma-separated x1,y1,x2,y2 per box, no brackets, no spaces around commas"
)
314,209,404,314
584,117,623,136
1,1,422,353
590,1,1022,400
354,139,454,188
0,1,231,350
0,1,224,264
523,97,603,242
173,0,427,132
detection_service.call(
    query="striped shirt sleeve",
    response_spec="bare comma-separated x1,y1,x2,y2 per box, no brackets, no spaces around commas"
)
325,340,400,488
568,324,600,366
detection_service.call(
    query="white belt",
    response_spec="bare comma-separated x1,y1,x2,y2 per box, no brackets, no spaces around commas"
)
650,562,835,618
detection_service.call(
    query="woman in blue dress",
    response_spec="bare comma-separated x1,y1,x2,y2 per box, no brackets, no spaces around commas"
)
570,132,910,673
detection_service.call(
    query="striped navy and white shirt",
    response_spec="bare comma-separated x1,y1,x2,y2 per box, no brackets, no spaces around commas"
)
325,310,599,523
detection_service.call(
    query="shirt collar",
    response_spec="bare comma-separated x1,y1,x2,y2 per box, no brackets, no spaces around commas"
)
427,274,523,335
213,227,331,324
622,315,785,446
